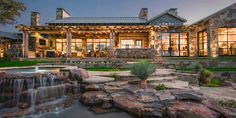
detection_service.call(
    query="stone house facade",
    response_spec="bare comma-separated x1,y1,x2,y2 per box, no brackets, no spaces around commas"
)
16,3,236,58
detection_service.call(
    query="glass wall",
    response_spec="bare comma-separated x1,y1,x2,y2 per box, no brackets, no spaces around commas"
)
56,39,82,57
86,39,110,57
198,30,208,57
218,28,236,56
161,32,188,56
120,40,142,48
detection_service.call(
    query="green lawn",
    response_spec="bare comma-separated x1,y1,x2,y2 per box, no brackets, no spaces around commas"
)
176,67,236,72
0,61,52,67
85,67,129,71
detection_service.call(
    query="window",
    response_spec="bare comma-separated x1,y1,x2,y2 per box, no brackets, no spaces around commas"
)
198,30,208,57
86,39,110,57
120,40,142,48
56,39,82,53
218,28,236,56
161,32,189,57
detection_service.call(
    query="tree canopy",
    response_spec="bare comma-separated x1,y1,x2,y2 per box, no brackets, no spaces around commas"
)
0,0,26,26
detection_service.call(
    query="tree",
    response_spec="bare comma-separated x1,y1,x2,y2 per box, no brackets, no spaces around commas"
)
131,60,156,89
0,0,26,26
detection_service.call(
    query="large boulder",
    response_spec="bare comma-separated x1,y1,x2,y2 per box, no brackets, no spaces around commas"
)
80,91,110,105
70,68,89,80
113,95,148,117
167,101,222,118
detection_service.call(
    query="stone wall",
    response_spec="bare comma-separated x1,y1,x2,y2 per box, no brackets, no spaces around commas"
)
192,3,236,57
115,48,157,58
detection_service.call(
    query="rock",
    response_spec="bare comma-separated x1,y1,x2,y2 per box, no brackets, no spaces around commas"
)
70,68,89,80
105,81,128,87
135,91,158,103
80,91,109,105
2,109,29,118
113,96,146,117
104,86,123,93
173,92,203,102
19,102,29,109
155,91,176,103
167,101,221,118
90,106,110,114
102,102,113,109
84,84,100,91
83,76,114,84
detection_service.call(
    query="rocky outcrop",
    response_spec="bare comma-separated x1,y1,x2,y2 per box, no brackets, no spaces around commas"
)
167,101,221,118
80,91,111,105
70,68,89,80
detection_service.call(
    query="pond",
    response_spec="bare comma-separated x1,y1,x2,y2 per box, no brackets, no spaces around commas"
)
23,101,133,118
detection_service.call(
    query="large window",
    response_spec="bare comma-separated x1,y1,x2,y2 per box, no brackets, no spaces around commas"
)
198,30,208,57
120,40,142,48
161,32,188,57
56,39,82,56
218,28,236,56
86,39,110,57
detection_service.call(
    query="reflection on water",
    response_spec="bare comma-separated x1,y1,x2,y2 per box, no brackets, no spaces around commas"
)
24,101,134,118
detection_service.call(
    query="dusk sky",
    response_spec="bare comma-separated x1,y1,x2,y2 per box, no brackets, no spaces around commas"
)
1,0,236,32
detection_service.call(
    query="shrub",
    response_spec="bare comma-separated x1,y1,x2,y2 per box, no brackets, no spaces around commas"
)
207,78,222,87
156,84,166,91
219,100,236,108
192,63,203,73
198,69,213,84
131,60,156,80
110,73,120,80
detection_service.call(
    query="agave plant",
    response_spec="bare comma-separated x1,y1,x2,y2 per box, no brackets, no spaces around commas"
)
131,60,156,89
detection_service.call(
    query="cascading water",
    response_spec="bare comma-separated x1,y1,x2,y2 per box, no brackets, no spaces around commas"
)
0,72,68,116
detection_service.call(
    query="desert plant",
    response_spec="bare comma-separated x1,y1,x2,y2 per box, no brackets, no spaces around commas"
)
131,60,156,89
192,63,203,73
198,69,213,84
156,84,166,91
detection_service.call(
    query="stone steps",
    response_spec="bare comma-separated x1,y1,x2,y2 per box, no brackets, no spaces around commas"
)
147,76,178,83
149,80,190,89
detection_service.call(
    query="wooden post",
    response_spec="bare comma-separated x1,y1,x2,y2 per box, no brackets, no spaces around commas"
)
22,30,29,58
66,29,72,58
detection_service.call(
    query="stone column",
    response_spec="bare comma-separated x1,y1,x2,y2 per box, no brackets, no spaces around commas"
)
22,30,29,58
66,29,72,57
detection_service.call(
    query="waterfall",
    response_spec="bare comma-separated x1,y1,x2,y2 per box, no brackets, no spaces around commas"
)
0,73,67,115
35,66,39,72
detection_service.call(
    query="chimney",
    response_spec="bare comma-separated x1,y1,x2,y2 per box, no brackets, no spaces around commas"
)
31,11,40,26
168,8,178,15
139,8,148,19
56,8,71,20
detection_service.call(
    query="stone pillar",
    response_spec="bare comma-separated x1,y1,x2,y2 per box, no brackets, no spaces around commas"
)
22,30,29,58
66,29,72,57
206,28,212,57
148,30,153,48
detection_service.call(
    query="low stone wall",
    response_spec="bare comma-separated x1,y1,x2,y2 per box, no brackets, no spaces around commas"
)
115,48,157,58
164,60,236,68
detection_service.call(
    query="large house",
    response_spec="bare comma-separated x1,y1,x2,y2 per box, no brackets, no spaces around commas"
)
16,3,236,58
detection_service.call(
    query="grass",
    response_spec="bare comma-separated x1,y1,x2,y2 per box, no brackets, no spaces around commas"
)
85,67,129,72
0,60,52,67
177,67,236,72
